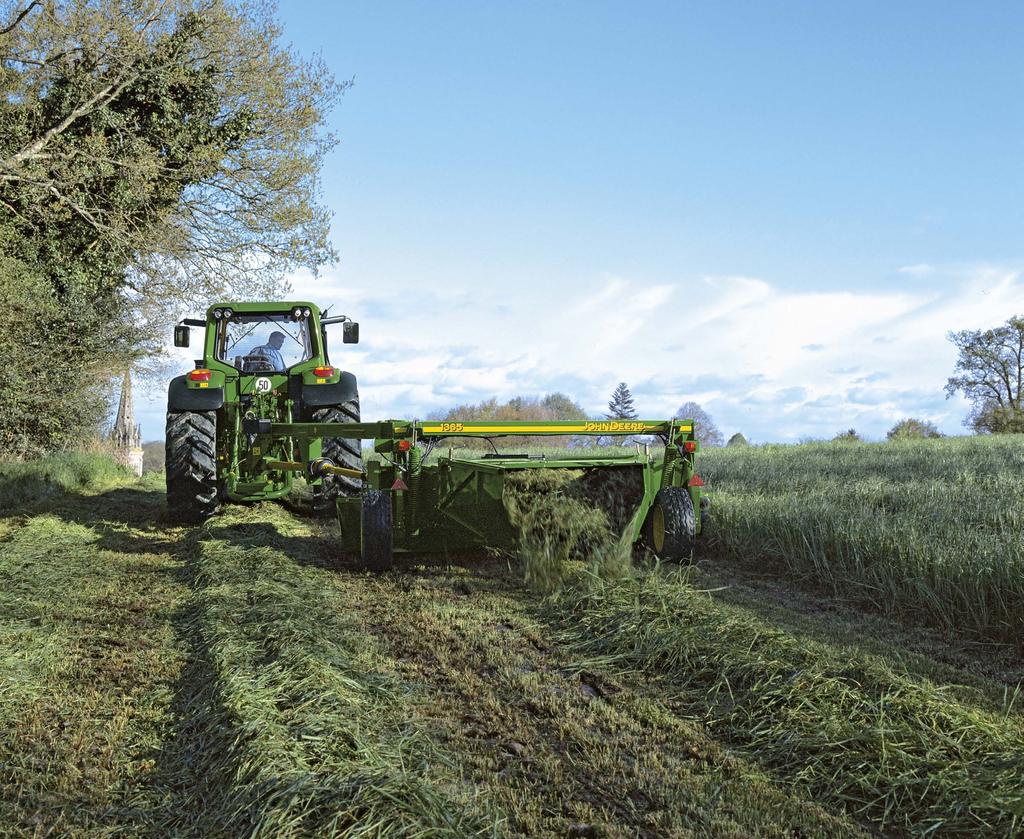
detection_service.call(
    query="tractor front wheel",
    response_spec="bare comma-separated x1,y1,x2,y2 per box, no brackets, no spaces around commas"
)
643,487,696,562
165,410,219,523
360,489,393,572
311,400,362,514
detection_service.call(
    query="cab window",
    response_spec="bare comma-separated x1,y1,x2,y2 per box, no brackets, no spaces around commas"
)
217,314,312,373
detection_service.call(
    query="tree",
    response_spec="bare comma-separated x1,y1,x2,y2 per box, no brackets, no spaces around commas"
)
0,0,340,310
833,428,861,443
945,315,1024,434
726,432,748,447
887,418,941,440
673,401,724,447
0,0,341,449
431,393,588,448
606,382,638,420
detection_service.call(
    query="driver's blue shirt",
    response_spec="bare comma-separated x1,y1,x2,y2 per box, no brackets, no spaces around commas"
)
251,344,286,370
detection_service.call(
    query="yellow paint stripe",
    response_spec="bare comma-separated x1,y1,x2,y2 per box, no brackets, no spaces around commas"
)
419,423,692,434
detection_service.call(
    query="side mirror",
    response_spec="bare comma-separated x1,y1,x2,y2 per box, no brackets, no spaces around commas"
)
173,324,190,348
343,321,359,344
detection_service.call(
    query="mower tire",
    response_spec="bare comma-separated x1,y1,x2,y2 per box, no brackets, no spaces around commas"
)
360,489,393,572
311,399,362,514
644,486,696,562
166,410,219,523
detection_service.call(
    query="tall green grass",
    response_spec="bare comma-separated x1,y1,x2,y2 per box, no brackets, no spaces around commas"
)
0,453,129,512
700,436,1024,646
558,570,1024,836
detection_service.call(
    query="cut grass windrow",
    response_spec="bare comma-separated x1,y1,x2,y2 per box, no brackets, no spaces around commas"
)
162,504,498,838
556,569,1024,836
0,492,185,836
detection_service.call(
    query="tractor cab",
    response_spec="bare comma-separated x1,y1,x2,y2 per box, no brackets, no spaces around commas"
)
172,303,359,374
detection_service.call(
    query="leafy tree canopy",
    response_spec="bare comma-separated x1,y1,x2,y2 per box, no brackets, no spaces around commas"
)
431,393,589,448
0,0,341,450
726,432,748,447
887,418,941,440
674,401,724,447
945,315,1023,434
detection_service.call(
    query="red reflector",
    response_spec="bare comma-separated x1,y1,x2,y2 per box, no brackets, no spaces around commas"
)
683,440,697,453
189,369,211,382
391,477,409,491
688,474,705,487
313,366,334,378
395,440,411,452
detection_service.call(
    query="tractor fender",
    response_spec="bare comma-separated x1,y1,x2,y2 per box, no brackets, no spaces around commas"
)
167,375,225,412
300,370,358,408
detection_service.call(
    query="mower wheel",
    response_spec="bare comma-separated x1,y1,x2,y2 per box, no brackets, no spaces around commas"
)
360,489,393,572
311,400,362,514
644,487,696,562
165,410,219,523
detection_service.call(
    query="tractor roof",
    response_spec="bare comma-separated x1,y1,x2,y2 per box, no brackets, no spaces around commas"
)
205,301,322,316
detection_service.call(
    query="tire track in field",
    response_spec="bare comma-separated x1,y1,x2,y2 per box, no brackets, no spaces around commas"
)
321,555,868,839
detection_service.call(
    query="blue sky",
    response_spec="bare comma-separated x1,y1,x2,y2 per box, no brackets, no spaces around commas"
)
139,1,1023,441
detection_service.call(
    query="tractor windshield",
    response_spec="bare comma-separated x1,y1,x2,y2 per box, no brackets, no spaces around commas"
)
217,314,312,373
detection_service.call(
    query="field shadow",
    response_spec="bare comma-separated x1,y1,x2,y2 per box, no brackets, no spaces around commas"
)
207,517,525,598
133,542,246,837
43,486,183,557
690,555,1024,691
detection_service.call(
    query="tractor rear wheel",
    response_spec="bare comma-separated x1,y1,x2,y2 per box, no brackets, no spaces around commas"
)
360,489,393,571
311,399,362,514
643,486,696,562
165,410,219,523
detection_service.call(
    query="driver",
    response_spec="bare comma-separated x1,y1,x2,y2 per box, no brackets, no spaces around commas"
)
251,331,287,370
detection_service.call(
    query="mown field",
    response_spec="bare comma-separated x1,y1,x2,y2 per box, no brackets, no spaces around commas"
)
1,441,1022,837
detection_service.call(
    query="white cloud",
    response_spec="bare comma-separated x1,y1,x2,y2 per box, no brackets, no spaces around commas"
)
136,264,1024,442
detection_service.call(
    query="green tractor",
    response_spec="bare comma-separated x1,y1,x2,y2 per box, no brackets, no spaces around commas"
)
165,301,362,522
166,300,707,570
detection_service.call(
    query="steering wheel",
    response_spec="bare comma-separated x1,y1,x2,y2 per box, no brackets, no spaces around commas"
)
241,354,275,373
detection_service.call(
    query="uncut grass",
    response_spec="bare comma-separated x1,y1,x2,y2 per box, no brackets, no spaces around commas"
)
0,451,130,512
161,503,496,837
556,570,1024,836
700,436,1024,647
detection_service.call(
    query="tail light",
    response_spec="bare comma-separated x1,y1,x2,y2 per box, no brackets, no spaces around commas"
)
313,366,334,378
683,440,697,453
189,369,211,382
396,440,411,452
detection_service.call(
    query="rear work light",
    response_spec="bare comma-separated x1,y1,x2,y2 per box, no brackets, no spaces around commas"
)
189,369,211,382
683,440,697,453
313,366,334,378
